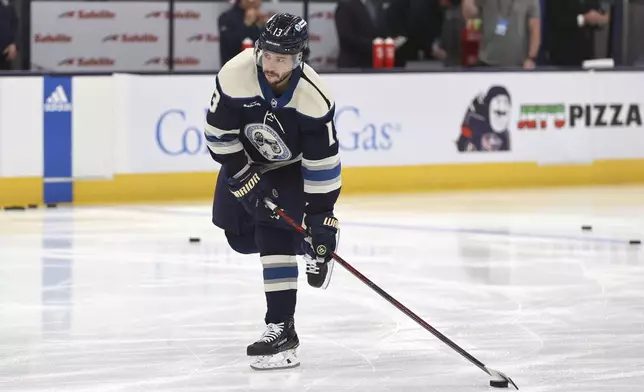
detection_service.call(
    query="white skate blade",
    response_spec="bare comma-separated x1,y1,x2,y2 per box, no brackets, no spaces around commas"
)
249,348,300,370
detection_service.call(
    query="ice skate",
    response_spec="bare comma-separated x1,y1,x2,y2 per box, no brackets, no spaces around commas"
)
248,318,300,370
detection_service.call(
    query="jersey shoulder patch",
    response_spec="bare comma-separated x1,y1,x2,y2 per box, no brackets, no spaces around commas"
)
217,49,262,100
289,64,334,120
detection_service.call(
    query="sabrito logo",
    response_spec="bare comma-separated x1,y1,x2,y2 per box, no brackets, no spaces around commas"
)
518,103,642,130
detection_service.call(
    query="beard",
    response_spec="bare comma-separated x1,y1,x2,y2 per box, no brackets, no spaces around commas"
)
264,70,291,86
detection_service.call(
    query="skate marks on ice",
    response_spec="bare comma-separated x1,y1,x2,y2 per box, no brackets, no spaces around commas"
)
1,188,643,391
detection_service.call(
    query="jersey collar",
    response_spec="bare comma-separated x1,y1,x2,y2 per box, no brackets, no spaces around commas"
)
257,65,302,110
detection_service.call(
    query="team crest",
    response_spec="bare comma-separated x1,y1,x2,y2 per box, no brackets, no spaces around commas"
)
481,132,504,151
244,123,293,161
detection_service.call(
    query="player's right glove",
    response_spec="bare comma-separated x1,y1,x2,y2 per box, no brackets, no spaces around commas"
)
227,167,273,221
305,213,339,263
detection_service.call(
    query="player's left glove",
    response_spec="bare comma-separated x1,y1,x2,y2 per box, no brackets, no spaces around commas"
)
305,213,339,263
227,167,273,221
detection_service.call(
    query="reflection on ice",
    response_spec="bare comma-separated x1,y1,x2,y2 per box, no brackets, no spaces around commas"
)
0,187,643,391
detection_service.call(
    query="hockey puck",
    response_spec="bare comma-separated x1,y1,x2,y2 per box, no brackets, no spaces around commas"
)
28,204,38,209
3,206,26,211
581,225,592,231
629,240,641,245
46,203,58,208
189,237,201,243
490,380,509,388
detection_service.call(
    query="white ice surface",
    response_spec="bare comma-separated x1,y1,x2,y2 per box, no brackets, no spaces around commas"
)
1,186,643,392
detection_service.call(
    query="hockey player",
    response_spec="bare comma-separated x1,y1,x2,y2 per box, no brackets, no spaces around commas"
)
205,13,342,370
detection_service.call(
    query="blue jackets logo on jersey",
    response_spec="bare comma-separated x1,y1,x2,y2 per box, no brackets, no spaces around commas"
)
244,123,293,161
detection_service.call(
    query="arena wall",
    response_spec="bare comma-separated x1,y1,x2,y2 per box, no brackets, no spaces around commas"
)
1,71,644,206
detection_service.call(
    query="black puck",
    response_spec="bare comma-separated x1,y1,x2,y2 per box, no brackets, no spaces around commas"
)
490,380,509,388
189,237,201,243
629,240,641,245
28,204,38,209
581,225,592,231
3,206,26,211
46,203,58,208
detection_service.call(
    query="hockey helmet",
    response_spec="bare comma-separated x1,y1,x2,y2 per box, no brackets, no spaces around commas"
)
256,13,309,70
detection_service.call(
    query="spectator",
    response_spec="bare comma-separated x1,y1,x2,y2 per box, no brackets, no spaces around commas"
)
544,0,609,67
462,0,541,69
335,0,409,69
432,0,466,66
385,0,443,68
218,0,263,67
334,0,381,69
0,0,18,71
380,0,412,68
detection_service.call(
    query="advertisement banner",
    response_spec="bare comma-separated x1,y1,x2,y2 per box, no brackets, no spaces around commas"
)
31,2,169,72
31,1,338,72
113,74,218,174
43,76,74,203
107,71,644,175
327,72,644,166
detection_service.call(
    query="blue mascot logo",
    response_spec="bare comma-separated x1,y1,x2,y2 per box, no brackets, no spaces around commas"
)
457,86,512,152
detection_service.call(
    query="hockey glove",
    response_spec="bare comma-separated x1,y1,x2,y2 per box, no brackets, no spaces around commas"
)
305,213,339,263
227,167,273,221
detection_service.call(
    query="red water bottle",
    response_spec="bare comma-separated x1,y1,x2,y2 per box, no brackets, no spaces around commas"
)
242,37,254,52
461,19,481,66
384,37,395,68
372,37,384,69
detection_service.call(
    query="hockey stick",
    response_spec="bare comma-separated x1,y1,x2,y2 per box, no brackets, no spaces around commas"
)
263,198,519,390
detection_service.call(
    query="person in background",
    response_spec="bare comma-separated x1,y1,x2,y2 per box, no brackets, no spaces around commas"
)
544,0,609,67
462,0,541,69
432,0,466,66
335,0,409,69
218,0,263,67
334,0,382,69
385,0,442,68
0,0,18,71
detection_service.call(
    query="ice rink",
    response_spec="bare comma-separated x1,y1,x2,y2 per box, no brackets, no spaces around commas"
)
1,186,643,392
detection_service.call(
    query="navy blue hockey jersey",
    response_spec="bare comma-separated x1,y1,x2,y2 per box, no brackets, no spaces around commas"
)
204,48,342,216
